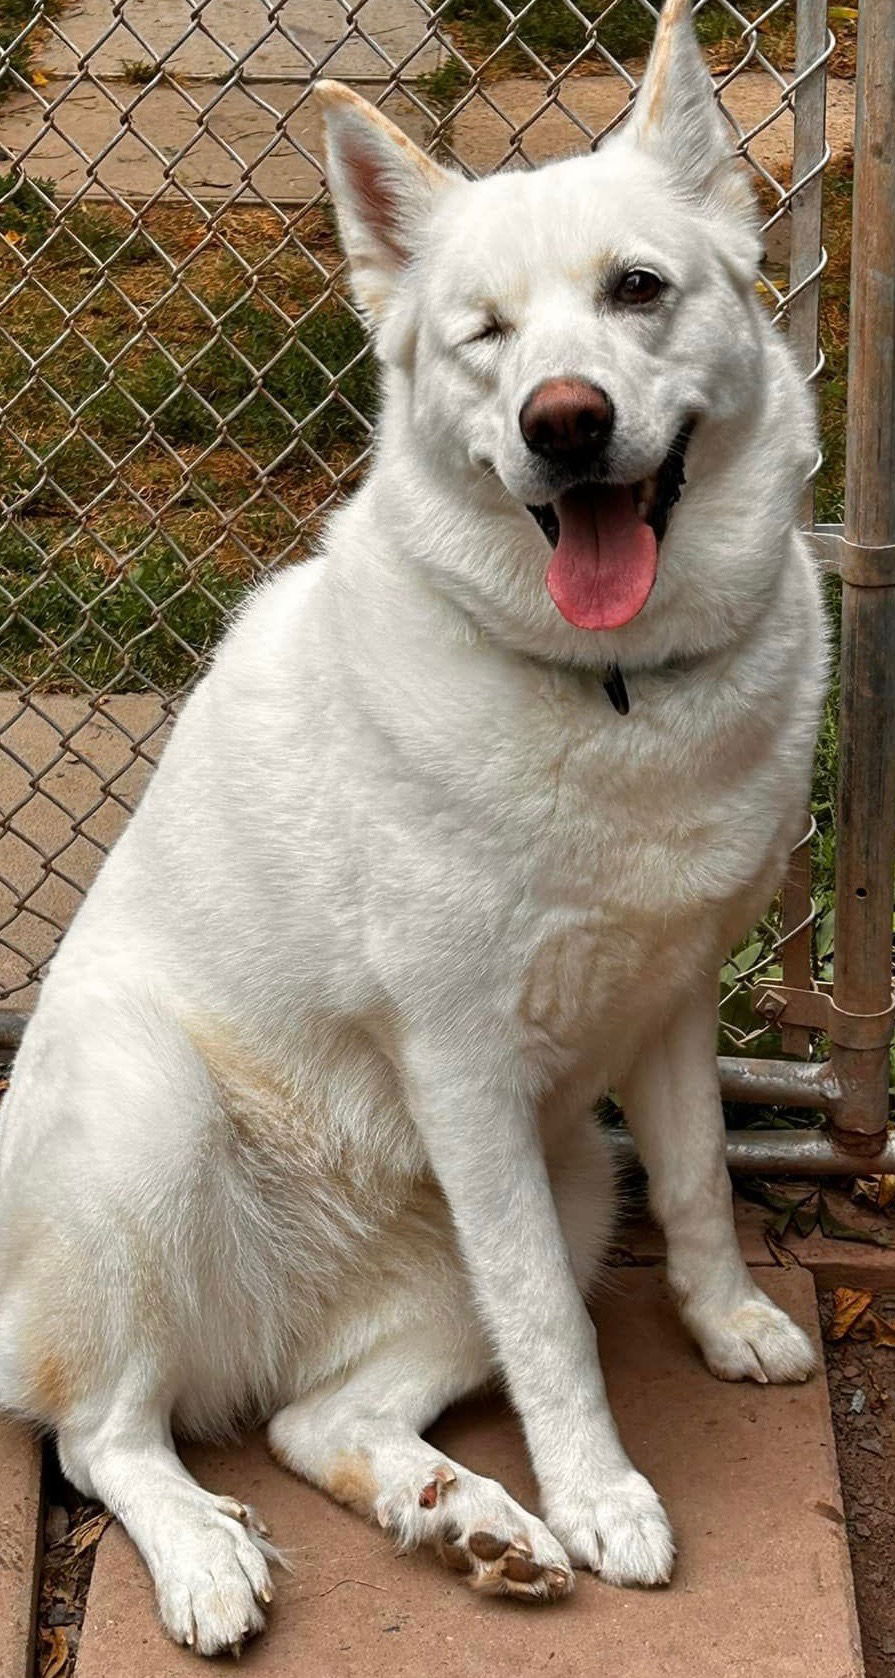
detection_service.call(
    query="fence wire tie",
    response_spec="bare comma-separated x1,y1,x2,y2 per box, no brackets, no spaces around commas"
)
835,537,895,589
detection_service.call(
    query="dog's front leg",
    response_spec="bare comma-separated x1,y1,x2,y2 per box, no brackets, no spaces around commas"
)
619,977,815,1385
405,1049,674,1587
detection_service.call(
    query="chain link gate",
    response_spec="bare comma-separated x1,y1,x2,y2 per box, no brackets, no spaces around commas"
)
0,1,892,1163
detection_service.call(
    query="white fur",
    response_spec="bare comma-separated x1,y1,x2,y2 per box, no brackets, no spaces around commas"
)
0,1,825,1657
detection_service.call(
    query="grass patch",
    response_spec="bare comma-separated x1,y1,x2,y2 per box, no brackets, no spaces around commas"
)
0,0,61,103
442,0,789,78
438,1,856,85
119,59,157,86
1,198,376,690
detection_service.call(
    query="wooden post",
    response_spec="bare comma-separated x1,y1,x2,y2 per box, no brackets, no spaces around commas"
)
831,0,895,1145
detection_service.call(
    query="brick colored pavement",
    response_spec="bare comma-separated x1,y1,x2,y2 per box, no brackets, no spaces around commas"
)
0,1420,42,1678
73,1269,861,1678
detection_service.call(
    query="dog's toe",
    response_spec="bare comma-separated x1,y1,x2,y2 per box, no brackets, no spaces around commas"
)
155,1502,275,1657
379,1461,573,1602
696,1297,816,1385
547,1471,674,1588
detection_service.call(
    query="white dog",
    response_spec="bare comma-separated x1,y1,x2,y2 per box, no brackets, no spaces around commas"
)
0,0,826,1656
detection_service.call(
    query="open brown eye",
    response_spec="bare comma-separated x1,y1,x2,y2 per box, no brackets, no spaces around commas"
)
613,268,665,306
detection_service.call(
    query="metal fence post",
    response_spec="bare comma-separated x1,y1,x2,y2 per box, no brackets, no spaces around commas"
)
830,0,895,1149
779,0,829,1055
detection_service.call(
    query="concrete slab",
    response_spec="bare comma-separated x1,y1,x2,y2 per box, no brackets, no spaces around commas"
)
0,1420,42,1678
0,70,855,205
451,69,856,180
39,0,442,82
0,692,169,1008
0,79,427,206
76,1270,862,1678
620,1199,895,1294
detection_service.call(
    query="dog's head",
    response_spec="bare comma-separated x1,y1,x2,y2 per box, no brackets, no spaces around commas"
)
317,0,784,641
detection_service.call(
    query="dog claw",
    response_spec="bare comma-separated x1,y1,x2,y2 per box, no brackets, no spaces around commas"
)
419,1463,457,1508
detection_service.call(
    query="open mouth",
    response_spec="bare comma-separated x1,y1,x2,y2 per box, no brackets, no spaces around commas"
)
527,420,694,632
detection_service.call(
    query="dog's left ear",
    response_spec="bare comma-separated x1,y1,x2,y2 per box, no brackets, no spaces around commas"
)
316,82,451,327
626,0,758,230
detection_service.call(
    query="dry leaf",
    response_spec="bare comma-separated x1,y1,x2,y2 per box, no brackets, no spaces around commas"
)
864,1309,895,1349
3,230,23,246
39,1626,68,1678
31,69,49,87
67,1510,112,1554
764,1229,803,1269
828,1286,873,1341
852,1174,895,1211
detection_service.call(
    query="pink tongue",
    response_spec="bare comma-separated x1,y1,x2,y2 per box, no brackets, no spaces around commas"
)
546,486,657,631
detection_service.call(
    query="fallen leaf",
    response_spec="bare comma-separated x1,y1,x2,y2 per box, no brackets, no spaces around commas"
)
813,1500,846,1525
31,69,49,87
828,1286,873,1341
3,230,23,245
852,1174,895,1211
864,1309,895,1349
818,1190,895,1248
67,1510,112,1554
828,6,858,18
764,1228,803,1269
39,1626,68,1678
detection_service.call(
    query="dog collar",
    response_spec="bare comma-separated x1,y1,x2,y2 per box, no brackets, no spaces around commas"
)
602,663,629,715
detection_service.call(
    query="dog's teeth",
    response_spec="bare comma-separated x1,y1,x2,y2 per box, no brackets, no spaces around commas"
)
635,476,658,520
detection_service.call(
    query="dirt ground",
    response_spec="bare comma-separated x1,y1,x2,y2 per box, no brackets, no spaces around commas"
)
823,1303,895,1678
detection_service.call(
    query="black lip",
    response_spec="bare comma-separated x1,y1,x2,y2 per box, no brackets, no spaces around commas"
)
526,419,695,549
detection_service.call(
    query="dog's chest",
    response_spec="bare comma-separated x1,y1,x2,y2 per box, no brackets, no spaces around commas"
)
500,711,778,1073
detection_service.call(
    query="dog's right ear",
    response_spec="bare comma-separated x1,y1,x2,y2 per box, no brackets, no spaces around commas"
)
316,83,450,326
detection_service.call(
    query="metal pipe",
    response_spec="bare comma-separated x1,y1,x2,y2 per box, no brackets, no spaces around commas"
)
606,1125,895,1177
718,1054,838,1111
789,0,828,387
831,0,895,1146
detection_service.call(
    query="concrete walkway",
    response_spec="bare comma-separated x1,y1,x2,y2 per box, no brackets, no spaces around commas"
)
4,1268,860,1678
0,0,856,203
0,692,170,1010
38,0,443,83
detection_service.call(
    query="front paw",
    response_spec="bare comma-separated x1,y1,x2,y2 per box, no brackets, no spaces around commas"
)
690,1295,816,1385
546,1470,674,1587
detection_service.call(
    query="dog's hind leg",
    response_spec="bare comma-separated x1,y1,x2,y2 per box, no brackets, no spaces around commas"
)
269,1317,573,1601
0,985,285,1655
619,976,815,1385
58,1389,276,1656
269,1119,613,1602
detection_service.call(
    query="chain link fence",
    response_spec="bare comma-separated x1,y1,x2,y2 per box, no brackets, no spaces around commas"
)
0,2,847,1059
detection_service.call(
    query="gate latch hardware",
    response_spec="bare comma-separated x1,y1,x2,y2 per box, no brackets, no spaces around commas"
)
751,982,895,1051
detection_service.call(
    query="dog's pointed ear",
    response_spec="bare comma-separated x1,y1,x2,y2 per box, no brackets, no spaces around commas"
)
316,82,450,324
627,0,756,226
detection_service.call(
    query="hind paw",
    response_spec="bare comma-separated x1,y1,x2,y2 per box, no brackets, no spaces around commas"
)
378,1460,573,1602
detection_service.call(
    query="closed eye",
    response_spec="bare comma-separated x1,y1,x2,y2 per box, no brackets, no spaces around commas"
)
465,315,512,345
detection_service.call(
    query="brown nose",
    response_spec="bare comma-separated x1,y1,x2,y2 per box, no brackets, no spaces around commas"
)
519,378,614,462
